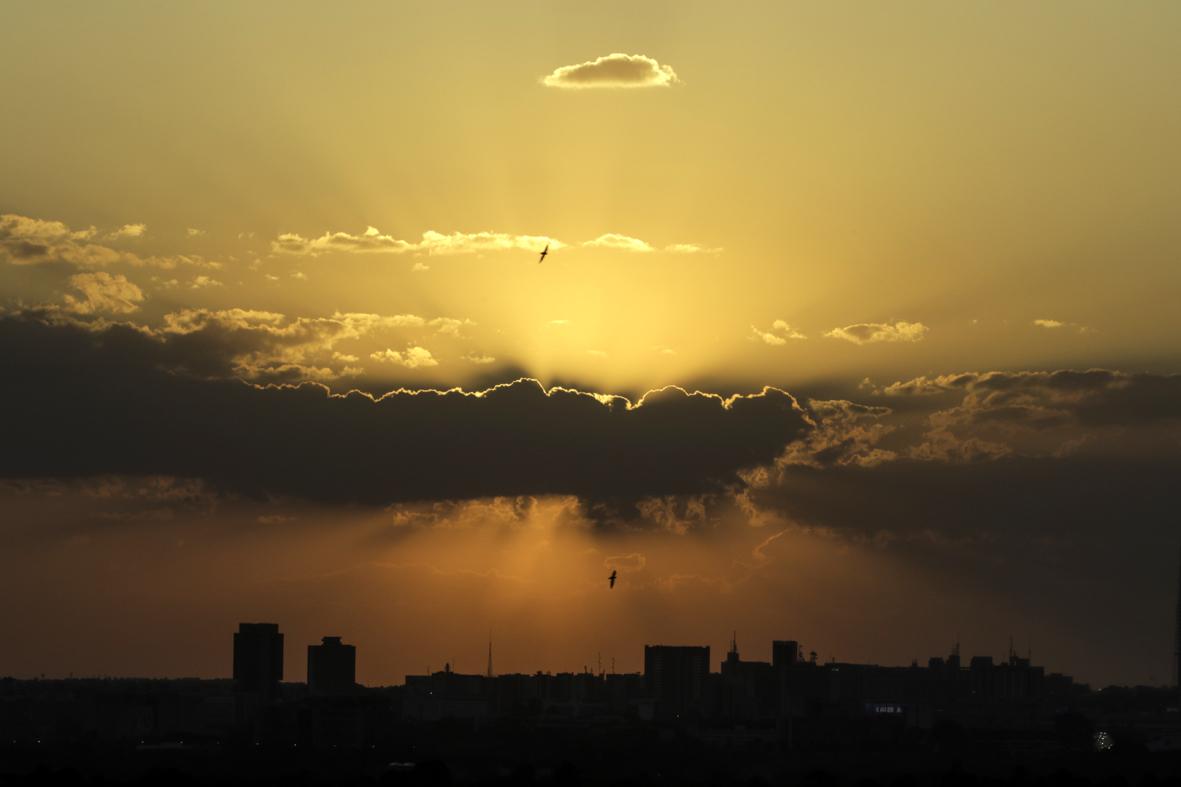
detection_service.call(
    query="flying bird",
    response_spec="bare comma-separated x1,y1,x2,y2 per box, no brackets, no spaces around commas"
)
537,244,548,264
608,569,617,589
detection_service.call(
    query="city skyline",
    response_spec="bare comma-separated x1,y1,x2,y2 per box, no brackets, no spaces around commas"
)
0,619,1086,690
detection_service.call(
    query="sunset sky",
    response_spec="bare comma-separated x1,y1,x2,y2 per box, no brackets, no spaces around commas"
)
2,1,1180,688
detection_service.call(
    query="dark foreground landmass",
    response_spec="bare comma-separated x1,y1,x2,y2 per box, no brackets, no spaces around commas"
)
3,678,1181,786
3,728,1181,787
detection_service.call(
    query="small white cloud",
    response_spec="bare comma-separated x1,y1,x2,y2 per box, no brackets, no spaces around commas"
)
549,319,571,327
583,233,655,253
751,320,807,345
542,53,680,89
186,227,206,238
430,317,475,337
370,346,438,368
663,243,721,254
1033,318,1093,335
190,275,223,289
108,223,147,239
581,234,716,254
290,271,307,280
824,321,928,345
412,262,430,272
587,349,608,358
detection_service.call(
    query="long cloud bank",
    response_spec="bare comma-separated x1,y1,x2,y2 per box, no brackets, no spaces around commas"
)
0,315,810,505
2,313,1180,544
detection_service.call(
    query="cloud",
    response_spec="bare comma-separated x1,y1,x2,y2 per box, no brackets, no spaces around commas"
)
729,370,1181,592
824,321,928,345
62,272,145,315
99,307,456,383
370,346,438,369
777,399,896,469
272,225,713,259
108,223,147,239
1034,318,1094,334
429,317,474,337
751,320,806,345
581,234,717,254
272,227,561,257
891,370,1181,461
541,53,680,89
2,213,124,267
1,213,219,270
663,243,721,254
583,234,655,253
186,228,206,238
0,314,812,506
189,275,222,289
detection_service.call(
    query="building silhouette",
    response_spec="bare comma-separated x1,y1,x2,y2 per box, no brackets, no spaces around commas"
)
0,624,1100,762
644,644,710,720
719,633,776,722
1175,546,1181,699
232,622,283,727
772,639,800,668
307,636,356,697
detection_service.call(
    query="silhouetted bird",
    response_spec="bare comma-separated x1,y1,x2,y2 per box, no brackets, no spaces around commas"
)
608,569,617,589
538,244,548,264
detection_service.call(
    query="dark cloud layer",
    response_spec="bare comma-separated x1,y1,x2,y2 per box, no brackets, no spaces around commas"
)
0,315,811,505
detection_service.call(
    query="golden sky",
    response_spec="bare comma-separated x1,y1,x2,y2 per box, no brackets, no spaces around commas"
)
4,2,1180,391
2,1,1180,688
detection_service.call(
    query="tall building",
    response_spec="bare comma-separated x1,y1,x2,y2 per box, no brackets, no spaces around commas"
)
1175,546,1181,694
307,636,356,697
772,640,800,668
233,623,284,697
233,622,284,728
643,645,709,719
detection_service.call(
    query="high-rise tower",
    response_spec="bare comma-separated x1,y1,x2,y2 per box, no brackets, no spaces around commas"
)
307,636,356,697
233,622,284,727
1174,546,1181,693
